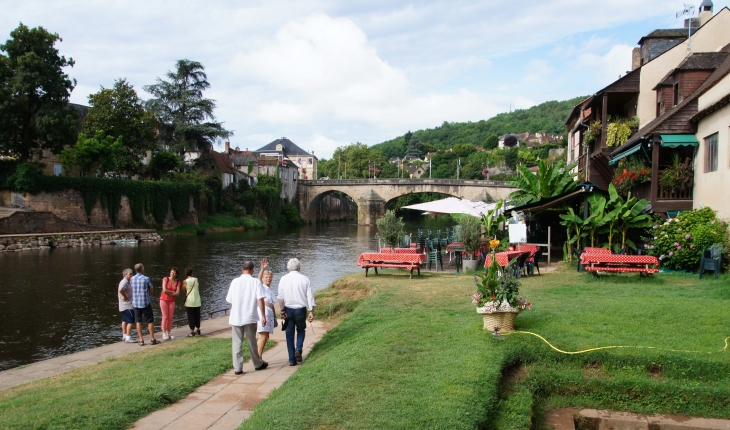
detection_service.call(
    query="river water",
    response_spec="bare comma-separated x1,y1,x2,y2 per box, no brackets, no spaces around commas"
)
0,217,454,371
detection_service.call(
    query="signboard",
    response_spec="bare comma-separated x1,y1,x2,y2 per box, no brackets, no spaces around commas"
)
508,224,527,244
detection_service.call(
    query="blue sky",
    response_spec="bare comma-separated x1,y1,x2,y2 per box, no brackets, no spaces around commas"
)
2,1,728,158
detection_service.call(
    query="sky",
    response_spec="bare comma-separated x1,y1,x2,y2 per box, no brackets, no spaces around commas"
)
2,0,729,159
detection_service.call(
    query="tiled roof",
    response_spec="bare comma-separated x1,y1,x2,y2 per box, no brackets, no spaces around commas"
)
638,29,695,45
210,150,237,175
677,52,729,70
256,138,315,158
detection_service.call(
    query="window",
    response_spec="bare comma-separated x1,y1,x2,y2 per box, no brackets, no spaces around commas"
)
53,164,62,176
704,132,718,173
673,82,679,106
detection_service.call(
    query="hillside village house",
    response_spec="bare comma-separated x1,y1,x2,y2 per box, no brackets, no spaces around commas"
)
566,2,730,219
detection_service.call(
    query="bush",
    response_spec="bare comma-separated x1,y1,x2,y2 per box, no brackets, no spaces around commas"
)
644,208,729,271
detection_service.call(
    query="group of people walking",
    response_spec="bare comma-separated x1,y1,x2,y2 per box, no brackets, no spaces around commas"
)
116,257,316,373
227,257,315,374
117,264,202,346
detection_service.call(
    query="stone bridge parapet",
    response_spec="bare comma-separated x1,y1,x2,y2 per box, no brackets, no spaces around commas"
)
297,178,517,225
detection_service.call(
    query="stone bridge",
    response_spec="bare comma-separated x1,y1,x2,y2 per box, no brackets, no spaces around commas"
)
297,178,516,225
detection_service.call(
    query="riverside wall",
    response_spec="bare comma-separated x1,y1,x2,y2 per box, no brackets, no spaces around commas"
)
0,189,198,232
0,230,162,252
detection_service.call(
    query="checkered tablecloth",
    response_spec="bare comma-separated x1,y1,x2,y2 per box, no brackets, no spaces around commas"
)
517,245,539,263
445,242,463,252
484,251,526,268
580,254,659,266
394,248,420,254
358,253,426,265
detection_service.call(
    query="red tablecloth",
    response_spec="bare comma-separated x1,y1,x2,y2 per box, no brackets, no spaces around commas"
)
358,253,426,265
484,251,526,267
517,245,539,263
446,242,463,252
394,248,419,254
584,247,612,255
580,254,658,266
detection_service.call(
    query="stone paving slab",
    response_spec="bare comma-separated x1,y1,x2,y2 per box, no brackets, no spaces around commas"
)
575,409,730,430
132,320,328,430
0,314,233,391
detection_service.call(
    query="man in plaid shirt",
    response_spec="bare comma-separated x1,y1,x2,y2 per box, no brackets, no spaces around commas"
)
131,263,160,345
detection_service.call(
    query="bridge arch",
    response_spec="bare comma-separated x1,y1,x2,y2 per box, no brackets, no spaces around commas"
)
298,179,516,225
306,190,358,222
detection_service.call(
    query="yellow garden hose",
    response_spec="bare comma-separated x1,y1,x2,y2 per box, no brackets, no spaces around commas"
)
503,331,730,355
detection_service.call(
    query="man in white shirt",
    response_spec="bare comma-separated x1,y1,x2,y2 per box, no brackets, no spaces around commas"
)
227,261,268,375
277,258,315,366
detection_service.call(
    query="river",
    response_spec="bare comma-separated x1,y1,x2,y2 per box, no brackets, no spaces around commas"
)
0,217,455,371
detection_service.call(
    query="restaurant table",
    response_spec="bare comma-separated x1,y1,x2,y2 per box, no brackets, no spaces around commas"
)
357,252,427,278
394,248,420,254
484,251,527,268
580,253,659,275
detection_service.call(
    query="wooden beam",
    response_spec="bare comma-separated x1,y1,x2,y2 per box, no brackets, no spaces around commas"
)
650,139,659,205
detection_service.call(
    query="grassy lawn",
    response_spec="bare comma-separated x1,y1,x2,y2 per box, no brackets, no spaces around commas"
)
0,337,271,430
161,213,267,235
240,266,730,429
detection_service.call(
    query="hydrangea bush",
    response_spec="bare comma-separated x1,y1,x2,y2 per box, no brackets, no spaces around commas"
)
644,208,729,271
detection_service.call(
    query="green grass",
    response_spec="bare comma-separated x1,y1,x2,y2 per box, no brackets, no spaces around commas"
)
239,266,730,429
161,213,267,235
0,337,271,430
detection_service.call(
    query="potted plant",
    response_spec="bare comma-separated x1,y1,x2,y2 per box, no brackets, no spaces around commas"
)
659,153,693,197
472,239,531,333
459,215,482,272
376,209,405,250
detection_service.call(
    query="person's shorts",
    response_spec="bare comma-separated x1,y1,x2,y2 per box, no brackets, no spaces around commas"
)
134,304,154,324
121,309,135,324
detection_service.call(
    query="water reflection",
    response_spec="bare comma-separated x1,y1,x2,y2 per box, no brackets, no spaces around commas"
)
0,217,455,371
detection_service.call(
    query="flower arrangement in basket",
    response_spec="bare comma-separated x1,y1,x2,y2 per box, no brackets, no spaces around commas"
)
472,238,531,333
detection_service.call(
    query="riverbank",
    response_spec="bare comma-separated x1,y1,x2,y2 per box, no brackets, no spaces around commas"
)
0,229,161,251
240,267,730,429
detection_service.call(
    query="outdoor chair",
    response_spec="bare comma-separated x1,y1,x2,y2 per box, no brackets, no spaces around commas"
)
513,252,530,278
699,246,723,279
528,250,542,275
427,241,443,271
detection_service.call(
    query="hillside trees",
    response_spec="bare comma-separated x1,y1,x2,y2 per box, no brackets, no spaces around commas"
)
144,59,231,156
0,24,78,161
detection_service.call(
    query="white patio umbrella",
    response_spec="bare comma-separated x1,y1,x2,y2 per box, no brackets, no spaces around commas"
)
402,197,500,217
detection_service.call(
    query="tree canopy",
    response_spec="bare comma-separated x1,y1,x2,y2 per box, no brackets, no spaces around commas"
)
144,59,231,155
0,23,78,161
82,78,157,153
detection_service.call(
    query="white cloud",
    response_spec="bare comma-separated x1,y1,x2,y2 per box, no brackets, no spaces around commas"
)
573,44,635,87
524,59,554,83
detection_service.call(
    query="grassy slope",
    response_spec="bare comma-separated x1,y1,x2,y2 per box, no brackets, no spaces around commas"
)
241,266,730,429
0,337,266,430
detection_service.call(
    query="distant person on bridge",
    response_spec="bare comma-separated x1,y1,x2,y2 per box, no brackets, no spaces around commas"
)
227,261,268,375
278,258,315,366
131,263,160,346
256,258,278,360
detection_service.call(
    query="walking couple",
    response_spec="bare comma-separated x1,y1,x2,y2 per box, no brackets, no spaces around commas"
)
227,258,315,375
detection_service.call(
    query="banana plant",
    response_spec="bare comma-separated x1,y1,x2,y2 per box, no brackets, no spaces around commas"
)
584,194,607,247
597,184,623,250
507,159,579,207
559,208,586,261
482,199,507,239
615,193,652,251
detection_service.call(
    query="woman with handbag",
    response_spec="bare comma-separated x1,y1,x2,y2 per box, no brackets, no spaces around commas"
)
256,258,278,359
182,267,201,337
160,267,181,340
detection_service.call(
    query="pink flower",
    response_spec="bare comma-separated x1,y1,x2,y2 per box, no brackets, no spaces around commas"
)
674,242,679,247
677,246,681,250
685,234,691,239
653,225,659,229
711,220,716,224
659,255,664,260
690,244,695,249
669,251,674,256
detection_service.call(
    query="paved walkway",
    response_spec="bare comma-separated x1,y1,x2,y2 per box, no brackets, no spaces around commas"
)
132,320,328,430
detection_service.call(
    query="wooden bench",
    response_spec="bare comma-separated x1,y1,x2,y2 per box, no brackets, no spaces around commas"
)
357,252,425,279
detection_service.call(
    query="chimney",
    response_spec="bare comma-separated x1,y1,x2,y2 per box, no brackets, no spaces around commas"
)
225,141,230,154
311,150,314,155
699,0,713,26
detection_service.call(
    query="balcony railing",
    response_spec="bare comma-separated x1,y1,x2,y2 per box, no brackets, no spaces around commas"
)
659,185,692,200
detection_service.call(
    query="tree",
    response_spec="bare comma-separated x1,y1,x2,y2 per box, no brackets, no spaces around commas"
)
144,59,231,155
60,131,141,177
148,150,181,180
484,134,499,150
405,133,424,158
82,78,157,154
0,23,78,161
507,160,579,206
376,210,405,249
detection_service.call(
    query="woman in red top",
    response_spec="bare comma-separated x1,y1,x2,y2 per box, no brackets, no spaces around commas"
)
160,267,181,340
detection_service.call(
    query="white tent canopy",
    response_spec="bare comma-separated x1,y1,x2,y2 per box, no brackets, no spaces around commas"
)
401,197,502,217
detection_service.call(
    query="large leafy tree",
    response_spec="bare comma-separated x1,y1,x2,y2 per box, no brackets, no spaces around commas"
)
508,159,579,206
82,78,157,154
60,131,141,177
144,59,231,155
0,23,78,161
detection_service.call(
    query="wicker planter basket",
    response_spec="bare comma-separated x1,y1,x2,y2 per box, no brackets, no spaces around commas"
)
476,303,521,332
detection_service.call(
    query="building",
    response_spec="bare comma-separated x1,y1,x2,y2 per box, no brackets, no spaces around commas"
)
567,2,730,218
406,164,428,178
255,137,318,180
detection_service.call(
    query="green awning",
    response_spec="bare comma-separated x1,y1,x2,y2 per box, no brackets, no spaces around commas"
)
608,144,642,166
660,134,698,147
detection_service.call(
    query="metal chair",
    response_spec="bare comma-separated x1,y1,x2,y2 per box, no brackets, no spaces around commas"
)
426,240,443,271
699,246,723,279
528,250,542,275
513,252,530,278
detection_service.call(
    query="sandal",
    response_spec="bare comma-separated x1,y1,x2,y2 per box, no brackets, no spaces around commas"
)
150,339,161,345
196,329,201,336
139,340,145,346
187,332,195,337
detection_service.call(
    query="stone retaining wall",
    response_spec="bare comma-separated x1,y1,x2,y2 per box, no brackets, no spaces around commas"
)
0,231,162,252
